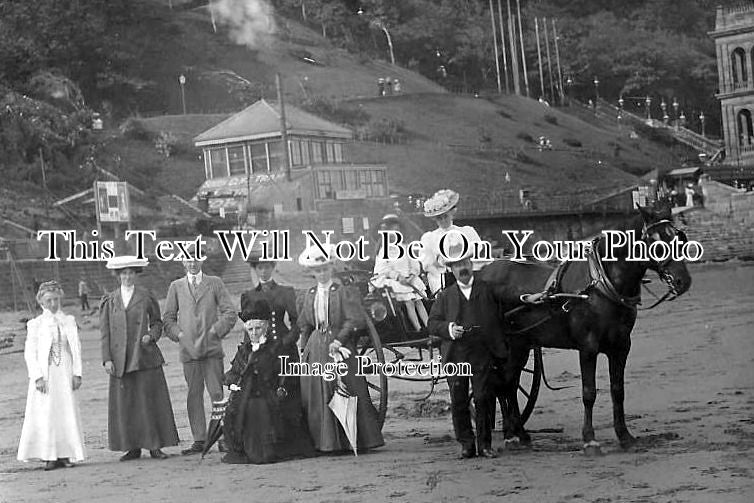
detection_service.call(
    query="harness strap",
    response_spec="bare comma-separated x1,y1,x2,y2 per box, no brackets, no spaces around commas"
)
586,237,641,311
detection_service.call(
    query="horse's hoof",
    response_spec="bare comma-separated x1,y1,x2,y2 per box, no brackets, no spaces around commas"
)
619,434,637,450
583,441,602,456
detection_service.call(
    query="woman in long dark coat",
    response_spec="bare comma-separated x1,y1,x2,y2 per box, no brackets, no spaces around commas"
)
100,256,179,461
297,246,384,453
221,298,314,464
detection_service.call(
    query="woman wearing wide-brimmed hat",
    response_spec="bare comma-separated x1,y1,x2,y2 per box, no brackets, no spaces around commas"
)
419,189,483,296
296,245,384,453
18,281,85,470
100,256,178,461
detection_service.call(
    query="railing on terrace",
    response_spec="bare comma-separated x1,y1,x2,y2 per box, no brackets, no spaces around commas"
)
453,193,631,218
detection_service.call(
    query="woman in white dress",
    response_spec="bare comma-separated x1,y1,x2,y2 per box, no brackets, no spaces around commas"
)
372,214,428,331
419,189,484,296
18,281,85,470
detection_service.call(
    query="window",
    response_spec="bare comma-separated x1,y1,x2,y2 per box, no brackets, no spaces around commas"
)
203,150,212,178
228,146,246,176
342,217,355,234
290,140,302,166
273,203,284,215
311,141,324,164
359,169,386,197
209,148,228,177
333,143,344,163
249,142,267,173
268,141,284,171
732,47,748,86
325,142,335,164
316,171,334,199
301,140,310,165
296,197,303,211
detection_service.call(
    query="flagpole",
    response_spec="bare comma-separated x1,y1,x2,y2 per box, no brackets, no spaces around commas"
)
552,19,565,105
516,0,530,97
507,0,521,95
497,0,510,94
488,0,502,93
535,17,545,99
543,16,555,103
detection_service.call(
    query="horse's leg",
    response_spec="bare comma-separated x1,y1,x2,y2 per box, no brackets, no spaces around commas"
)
579,350,601,455
608,350,637,449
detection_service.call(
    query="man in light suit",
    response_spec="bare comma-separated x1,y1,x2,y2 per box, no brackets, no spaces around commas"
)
163,258,236,455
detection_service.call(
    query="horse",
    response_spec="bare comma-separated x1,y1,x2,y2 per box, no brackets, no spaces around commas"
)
480,204,692,454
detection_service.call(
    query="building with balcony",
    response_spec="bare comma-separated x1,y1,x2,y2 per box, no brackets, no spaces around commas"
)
711,3,754,185
192,99,391,239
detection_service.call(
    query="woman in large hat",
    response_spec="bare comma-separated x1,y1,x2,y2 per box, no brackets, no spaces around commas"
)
419,189,484,296
221,297,314,464
18,281,85,470
100,256,178,461
297,245,384,453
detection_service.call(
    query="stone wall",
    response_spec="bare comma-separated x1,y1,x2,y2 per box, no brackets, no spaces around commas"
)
677,179,754,261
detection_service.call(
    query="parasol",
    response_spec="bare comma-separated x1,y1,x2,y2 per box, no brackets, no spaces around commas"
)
328,376,359,456
201,396,229,459
201,345,257,459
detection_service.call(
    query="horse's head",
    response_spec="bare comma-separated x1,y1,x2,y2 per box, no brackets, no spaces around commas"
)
638,204,692,296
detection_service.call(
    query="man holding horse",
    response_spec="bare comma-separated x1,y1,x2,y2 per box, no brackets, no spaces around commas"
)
427,235,508,459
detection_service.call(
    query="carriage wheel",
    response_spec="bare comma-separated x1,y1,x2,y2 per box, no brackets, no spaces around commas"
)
359,314,388,429
518,346,542,425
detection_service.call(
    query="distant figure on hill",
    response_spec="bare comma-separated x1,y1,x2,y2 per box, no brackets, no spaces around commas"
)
685,184,695,207
78,277,90,311
385,77,393,95
393,79,401,93
377,78,385,97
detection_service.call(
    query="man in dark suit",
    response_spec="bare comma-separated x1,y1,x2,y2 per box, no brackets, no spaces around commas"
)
427,236,508,459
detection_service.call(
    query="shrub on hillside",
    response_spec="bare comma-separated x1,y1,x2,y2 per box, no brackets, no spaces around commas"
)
300,96,369,126
155,131,184,158
120,117,156,141
563,137,582,147
516,132,534,143
544,114,558,125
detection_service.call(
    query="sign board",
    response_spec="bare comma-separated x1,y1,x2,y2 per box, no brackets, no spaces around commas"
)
335,189,367,200
342,217,355,234
95,181,130,223
632,186,649,209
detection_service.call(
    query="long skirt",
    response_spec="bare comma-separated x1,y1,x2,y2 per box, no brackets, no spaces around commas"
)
108,367,179,451
17,346,85,462
224,389,314,464
300,330,384,452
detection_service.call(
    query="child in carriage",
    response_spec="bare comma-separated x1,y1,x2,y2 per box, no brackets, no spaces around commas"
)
372,214,429,332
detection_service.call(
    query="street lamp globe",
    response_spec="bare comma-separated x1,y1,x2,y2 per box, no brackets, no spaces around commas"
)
179,74,186,85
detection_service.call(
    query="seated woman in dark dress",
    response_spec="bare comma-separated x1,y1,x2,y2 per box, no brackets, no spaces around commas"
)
221,298,314,464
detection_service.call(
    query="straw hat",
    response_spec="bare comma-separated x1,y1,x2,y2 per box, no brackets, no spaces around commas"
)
298,244,337,268
423,189,460,218
106,255,149,271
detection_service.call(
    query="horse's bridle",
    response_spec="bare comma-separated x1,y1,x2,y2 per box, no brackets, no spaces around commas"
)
638,219,688,308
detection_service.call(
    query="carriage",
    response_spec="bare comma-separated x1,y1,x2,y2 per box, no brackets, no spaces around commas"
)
336,268,544,430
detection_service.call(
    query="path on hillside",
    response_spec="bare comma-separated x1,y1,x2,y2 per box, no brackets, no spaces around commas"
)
0,262,752,502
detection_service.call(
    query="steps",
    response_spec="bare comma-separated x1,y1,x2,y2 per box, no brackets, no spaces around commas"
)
677,207,754,261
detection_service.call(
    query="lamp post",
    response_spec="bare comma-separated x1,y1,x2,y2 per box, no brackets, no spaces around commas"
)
679,111,686,127
672,98,679,129
699,112,706,137
661,99,668,125
178,74,187,115
593,76,599,102
566,76,573,105
618,96,624,128
645,95,652,120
